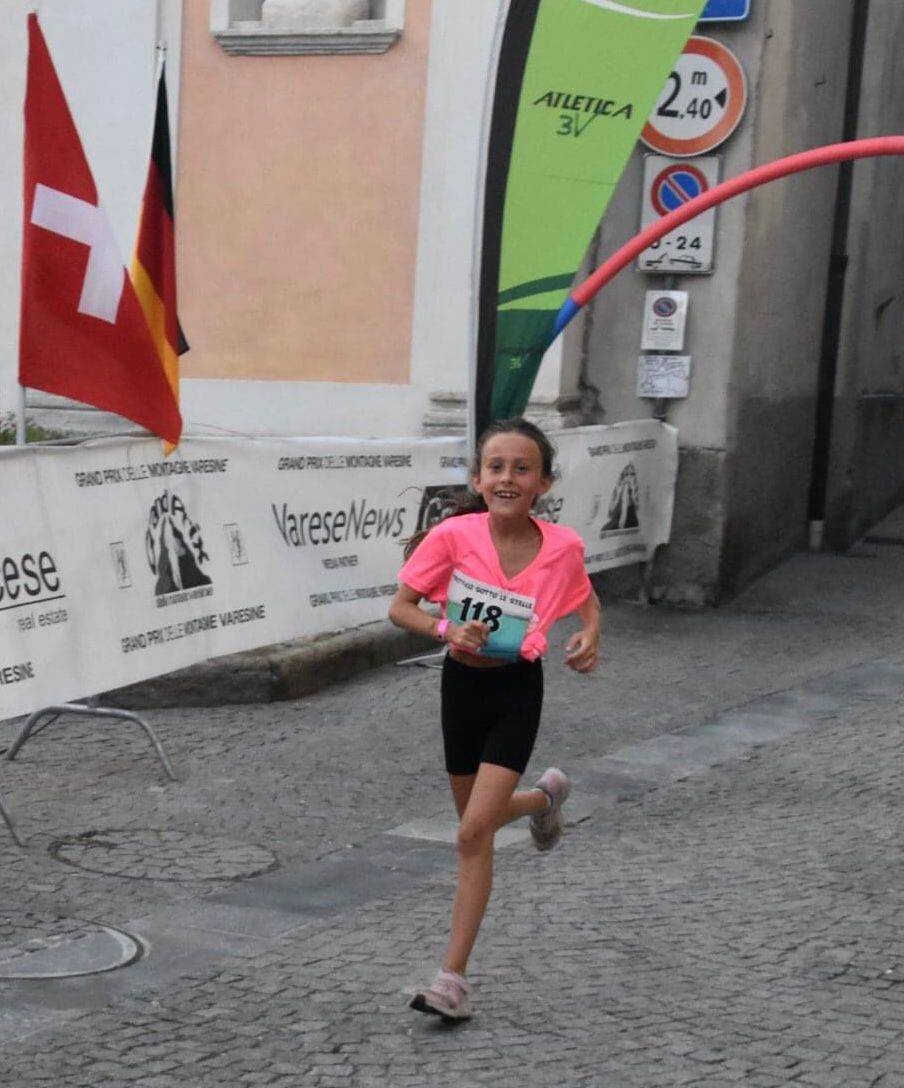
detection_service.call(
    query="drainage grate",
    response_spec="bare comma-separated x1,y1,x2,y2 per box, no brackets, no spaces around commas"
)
0,911,142,979
49,829,279,883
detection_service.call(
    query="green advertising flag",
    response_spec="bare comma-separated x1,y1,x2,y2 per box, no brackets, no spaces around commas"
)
475,0,706,435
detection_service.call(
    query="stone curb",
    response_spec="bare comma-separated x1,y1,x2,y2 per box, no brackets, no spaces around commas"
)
99,621,435,710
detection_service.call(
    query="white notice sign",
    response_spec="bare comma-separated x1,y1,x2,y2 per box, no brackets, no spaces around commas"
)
641,290,688,351
637,355,692,399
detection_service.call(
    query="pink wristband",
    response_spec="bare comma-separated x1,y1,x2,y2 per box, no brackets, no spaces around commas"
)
435,618,450,642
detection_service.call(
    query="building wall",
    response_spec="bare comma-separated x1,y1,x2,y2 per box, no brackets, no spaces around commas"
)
581,0,886,603
720,0,852,596
176,0,438,436
8,1,904,601
581,10,765,603
0,0,544,441
825,0,904,547
177,1,429,388
175,0,510,440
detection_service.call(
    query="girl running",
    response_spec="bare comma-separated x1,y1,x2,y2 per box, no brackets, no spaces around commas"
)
388,417,600,1022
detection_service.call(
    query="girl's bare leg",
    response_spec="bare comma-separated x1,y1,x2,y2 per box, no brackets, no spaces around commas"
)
443,763,549,976
449,773,548,823
449,773,477,819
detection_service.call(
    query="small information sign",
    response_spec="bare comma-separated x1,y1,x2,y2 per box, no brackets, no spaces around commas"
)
641,290,688,352
637,355,692,400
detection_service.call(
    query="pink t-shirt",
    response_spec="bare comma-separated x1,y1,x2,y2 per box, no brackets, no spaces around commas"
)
398,513,592,662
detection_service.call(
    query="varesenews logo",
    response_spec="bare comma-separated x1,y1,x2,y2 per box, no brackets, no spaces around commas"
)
0,544,67,688
0,548,63,611
272,498,405,547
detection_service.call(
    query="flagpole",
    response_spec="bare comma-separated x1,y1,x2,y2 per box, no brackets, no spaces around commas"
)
16,386,27,445
19,7,41,444
154,0,166,79
155,0,165,48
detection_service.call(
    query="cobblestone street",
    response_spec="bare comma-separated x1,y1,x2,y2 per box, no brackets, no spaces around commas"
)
1,512,904,1086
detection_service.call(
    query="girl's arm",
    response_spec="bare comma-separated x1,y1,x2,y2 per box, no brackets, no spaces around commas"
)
564,590,601,673
388,584,443,640
388,584,489,654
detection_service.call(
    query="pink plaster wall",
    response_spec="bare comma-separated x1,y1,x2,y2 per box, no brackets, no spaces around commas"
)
176,3,431,383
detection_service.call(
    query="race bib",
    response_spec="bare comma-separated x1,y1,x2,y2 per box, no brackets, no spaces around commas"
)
446,569,536,661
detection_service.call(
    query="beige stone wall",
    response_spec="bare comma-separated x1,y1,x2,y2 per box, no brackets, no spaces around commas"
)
176,1,430,384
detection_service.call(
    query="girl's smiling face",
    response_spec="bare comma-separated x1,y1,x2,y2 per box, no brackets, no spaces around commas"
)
473,432,552,520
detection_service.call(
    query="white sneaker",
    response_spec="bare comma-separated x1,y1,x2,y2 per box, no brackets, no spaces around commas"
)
529,767,570,852
410,968,472,1023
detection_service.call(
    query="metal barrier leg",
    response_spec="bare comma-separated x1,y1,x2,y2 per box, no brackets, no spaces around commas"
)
395,651,445,669
5,704,178,782
0,791,23,848
4,707,51,763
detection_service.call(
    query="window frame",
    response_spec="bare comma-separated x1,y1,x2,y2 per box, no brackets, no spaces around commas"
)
210,0,404,55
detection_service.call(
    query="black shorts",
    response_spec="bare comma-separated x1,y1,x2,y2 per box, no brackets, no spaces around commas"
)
440,654,543,776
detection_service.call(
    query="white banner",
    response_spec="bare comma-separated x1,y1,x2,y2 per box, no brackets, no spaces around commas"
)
0,421,676,718
541,422,678,572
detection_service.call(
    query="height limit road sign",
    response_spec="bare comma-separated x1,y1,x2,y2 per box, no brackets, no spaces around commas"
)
641,36,747,158
638,155,720,274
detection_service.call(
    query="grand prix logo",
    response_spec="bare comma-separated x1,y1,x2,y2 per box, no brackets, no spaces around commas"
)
533,494,564,523
415,485,468,532
600,464,640,536
145,491,212,602
415,486,563,528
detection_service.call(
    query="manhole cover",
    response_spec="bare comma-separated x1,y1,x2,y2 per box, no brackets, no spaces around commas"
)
0,911,142,979
49,829,279,882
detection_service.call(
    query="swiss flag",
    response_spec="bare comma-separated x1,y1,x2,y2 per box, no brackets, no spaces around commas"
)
19,15,182,445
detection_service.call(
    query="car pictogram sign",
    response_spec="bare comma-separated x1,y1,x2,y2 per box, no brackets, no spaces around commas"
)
640,36,747,157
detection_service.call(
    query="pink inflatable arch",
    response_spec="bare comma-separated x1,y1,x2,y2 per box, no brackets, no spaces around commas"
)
551,136,904,337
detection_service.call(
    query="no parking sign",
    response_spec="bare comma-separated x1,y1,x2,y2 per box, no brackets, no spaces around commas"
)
650,162,709,216
638,155,720,274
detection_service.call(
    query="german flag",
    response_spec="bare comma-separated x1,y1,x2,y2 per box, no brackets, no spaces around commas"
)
131,60,188,449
